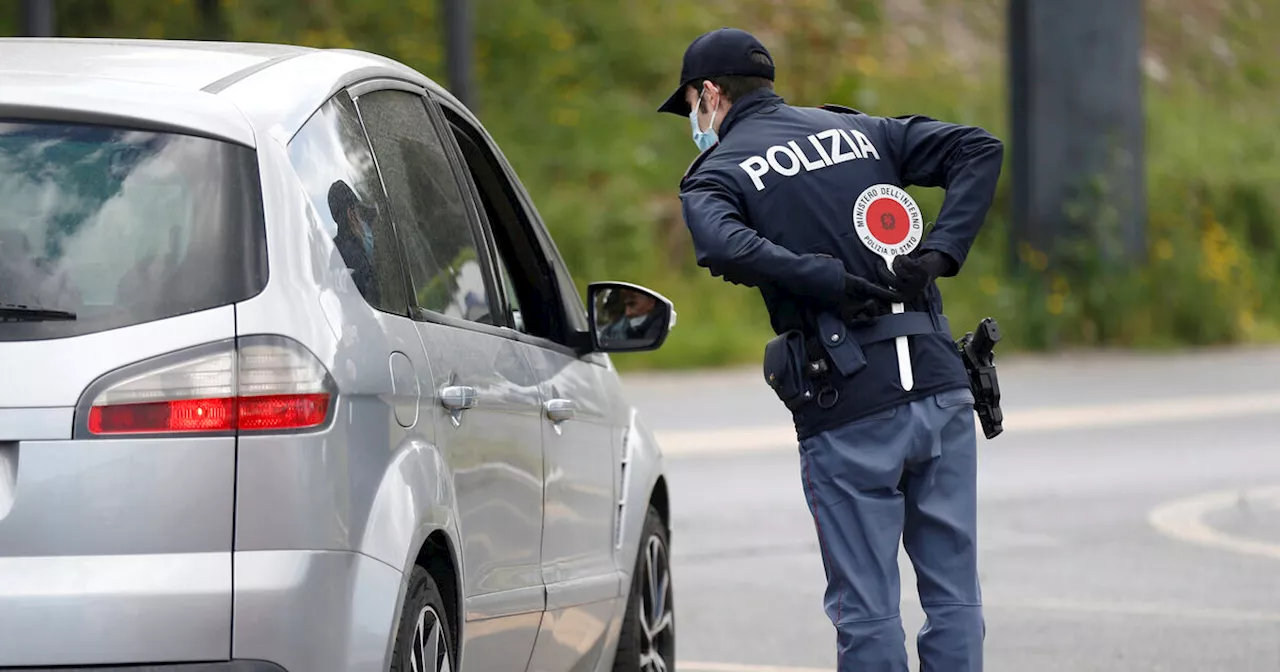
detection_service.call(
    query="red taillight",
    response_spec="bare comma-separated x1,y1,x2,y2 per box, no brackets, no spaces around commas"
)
89,397,235,434
82,337,334,437
87,393,330,435
238,393,331,431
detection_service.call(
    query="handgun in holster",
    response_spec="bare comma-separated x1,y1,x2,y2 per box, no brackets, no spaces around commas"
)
955,317,1004,439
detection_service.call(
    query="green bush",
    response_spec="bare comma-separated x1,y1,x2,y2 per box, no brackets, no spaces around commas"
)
12,0,1280,369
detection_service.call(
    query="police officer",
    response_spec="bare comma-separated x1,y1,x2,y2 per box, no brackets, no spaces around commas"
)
658,28,1004,672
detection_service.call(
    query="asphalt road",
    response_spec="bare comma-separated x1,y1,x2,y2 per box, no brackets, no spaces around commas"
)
618,347,1280,672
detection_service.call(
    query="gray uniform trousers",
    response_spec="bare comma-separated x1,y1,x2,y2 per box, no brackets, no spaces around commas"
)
798,386,984,671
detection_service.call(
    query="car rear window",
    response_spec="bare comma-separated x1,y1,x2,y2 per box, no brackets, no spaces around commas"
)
0,119,267,342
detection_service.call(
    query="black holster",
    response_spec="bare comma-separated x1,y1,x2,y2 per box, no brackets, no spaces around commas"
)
955,317,1004,439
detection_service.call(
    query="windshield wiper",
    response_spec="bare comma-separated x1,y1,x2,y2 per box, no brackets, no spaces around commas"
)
0,302,77,322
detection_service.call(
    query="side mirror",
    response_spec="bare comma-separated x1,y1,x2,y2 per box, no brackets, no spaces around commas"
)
587,281,676,353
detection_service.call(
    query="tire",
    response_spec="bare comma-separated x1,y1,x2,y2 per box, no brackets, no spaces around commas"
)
390,566,455,672
612,505,676,672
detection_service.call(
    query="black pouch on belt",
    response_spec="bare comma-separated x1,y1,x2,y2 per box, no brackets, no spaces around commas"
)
763,329,813,408
814,312,868,378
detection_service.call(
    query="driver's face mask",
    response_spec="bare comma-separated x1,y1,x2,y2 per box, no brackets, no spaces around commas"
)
356,215,374,258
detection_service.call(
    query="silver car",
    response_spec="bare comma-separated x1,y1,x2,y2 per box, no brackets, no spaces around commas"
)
0,38,677,672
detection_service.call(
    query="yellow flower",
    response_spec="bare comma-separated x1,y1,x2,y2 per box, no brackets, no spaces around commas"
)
1155,239,1174,260
552,107,580,127
1030,249,1049,272
1198,220,1232,284
1047,293,1065,315
1238,310,1256,336
1018,242,1034,262
980,276,1000,296
550,27,574,52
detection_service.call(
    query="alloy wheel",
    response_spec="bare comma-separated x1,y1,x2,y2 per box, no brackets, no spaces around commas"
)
409,605,451,672
637,532,674,672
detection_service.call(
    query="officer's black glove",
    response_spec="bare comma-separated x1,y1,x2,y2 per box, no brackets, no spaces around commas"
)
844,273,905,304
841,273,903,325
874,249,954,302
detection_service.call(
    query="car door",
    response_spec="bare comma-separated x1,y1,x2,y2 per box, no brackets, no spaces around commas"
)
348,81,547,671
431,95,625,672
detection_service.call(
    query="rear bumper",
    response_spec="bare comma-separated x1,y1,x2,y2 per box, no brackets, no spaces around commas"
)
0,552,232,667
3,663,285,672
0,551,404,672
232,550,405,672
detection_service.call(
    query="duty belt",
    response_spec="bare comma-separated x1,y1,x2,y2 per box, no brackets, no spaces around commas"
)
841,311,950,346
803,310,951,408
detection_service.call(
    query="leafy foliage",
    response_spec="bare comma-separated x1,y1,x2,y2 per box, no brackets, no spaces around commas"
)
6,0,1279,368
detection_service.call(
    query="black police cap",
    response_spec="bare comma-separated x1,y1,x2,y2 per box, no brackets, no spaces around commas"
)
657,28,776,116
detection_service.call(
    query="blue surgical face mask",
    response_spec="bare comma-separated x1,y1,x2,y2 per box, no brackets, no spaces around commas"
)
360,220,375,258
689,89,719,152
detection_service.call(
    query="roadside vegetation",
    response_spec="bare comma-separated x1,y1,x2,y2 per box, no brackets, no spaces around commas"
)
11,0,1279,370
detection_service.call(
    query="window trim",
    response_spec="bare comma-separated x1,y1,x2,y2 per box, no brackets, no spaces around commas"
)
428,92,597,358
344,82,509,336
346,77,427,99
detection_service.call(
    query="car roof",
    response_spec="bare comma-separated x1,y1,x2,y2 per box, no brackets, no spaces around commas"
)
0,38,468,149
0,37,311,90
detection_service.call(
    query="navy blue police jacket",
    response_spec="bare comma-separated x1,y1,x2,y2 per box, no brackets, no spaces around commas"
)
678,90,1004,440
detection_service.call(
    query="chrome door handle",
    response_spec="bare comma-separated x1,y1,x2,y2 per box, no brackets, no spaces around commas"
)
544,398,576,434
440,385,477,427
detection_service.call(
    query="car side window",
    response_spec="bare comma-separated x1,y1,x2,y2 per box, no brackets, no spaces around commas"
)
492,246,527,333
544,235,592,335
440,111,571,345
353,88,495,325
286,91,408,315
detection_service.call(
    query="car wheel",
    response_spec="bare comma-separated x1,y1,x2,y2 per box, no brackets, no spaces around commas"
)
390,566,454,672
613,505,675,672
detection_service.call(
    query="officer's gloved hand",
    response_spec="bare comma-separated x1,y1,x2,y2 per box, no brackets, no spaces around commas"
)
844,273,904,303
875,249,953,302
841,273,902,325
839,298,881,326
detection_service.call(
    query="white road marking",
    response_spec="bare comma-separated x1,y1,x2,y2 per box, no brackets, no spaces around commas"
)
679,664,832,672
677,595,1280,672
961,596,1280,623
906,585,1280,622
656,391,1280,456
1147,486,1280,561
